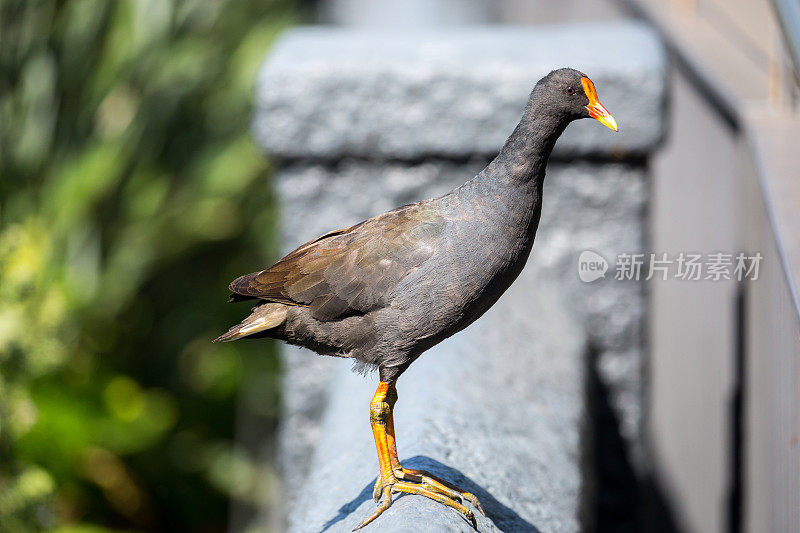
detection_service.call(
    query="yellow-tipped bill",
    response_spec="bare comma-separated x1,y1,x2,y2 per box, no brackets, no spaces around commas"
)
581,77,618,132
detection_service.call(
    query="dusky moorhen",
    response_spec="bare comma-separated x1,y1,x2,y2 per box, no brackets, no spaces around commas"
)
216,68,617,529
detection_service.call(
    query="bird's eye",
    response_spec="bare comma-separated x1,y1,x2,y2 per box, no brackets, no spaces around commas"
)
566,86,575,95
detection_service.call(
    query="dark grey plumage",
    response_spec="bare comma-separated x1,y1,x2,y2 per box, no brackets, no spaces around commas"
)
217,68,617,529
217,68,612,383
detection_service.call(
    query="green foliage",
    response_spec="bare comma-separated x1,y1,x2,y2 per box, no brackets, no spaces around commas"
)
0,0,297,530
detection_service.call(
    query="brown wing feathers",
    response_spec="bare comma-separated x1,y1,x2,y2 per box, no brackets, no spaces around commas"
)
227,203,441,322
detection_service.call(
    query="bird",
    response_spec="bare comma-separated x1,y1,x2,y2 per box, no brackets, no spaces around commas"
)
215,68,617,530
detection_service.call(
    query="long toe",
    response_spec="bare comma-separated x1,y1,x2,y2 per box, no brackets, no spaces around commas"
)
353,486,393,531
391,480,477,529
400,468,485,516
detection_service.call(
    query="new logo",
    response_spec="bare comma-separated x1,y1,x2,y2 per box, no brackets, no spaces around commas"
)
578,250,608,283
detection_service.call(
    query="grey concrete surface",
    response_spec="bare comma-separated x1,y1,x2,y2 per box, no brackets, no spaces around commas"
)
492,0,628,25
319,0,493,27
254,23,666,161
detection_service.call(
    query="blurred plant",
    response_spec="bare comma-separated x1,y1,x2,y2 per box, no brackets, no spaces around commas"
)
0,0,297,530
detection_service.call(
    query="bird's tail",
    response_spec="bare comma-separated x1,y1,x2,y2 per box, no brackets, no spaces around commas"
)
214,303,288,342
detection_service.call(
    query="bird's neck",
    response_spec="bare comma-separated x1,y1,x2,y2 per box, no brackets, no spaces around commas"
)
483,103,568,187
460,105,568,242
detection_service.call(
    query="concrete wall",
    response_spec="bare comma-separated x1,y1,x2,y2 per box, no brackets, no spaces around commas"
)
647,71,741,533
741,114,800,533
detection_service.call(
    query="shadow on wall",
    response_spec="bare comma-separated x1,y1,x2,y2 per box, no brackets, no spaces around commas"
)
588,345,683,533
319,456,541,532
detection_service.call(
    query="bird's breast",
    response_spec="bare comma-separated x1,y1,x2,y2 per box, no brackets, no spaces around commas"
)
390,190,541,346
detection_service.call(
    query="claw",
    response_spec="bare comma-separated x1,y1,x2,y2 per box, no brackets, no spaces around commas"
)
464,492,486,517
372,476,383,503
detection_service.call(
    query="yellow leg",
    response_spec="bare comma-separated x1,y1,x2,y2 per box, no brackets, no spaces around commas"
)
353,382,484,531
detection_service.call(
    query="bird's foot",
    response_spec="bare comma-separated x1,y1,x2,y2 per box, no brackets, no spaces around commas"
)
399,468,485,516
354,468,484,530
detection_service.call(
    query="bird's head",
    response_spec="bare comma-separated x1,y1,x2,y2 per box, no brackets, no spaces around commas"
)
535,68,618,132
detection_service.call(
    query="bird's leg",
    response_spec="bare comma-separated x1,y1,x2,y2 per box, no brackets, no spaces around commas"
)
368,382,398,504
384,387,485,516
353,382,482,531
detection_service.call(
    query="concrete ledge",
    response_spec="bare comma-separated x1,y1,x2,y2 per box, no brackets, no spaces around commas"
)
254,23,666,160
285,280,586,533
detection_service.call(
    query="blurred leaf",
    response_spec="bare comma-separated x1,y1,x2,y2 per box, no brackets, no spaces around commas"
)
1,0,299,530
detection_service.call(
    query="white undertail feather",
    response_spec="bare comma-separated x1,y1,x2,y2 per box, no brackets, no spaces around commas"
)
214,303,288,342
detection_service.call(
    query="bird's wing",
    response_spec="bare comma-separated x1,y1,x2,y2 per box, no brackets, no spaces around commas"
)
228,202,443,321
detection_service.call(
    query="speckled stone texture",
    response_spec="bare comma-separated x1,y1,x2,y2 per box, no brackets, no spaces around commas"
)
253,24,665,160
246,22,665,533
